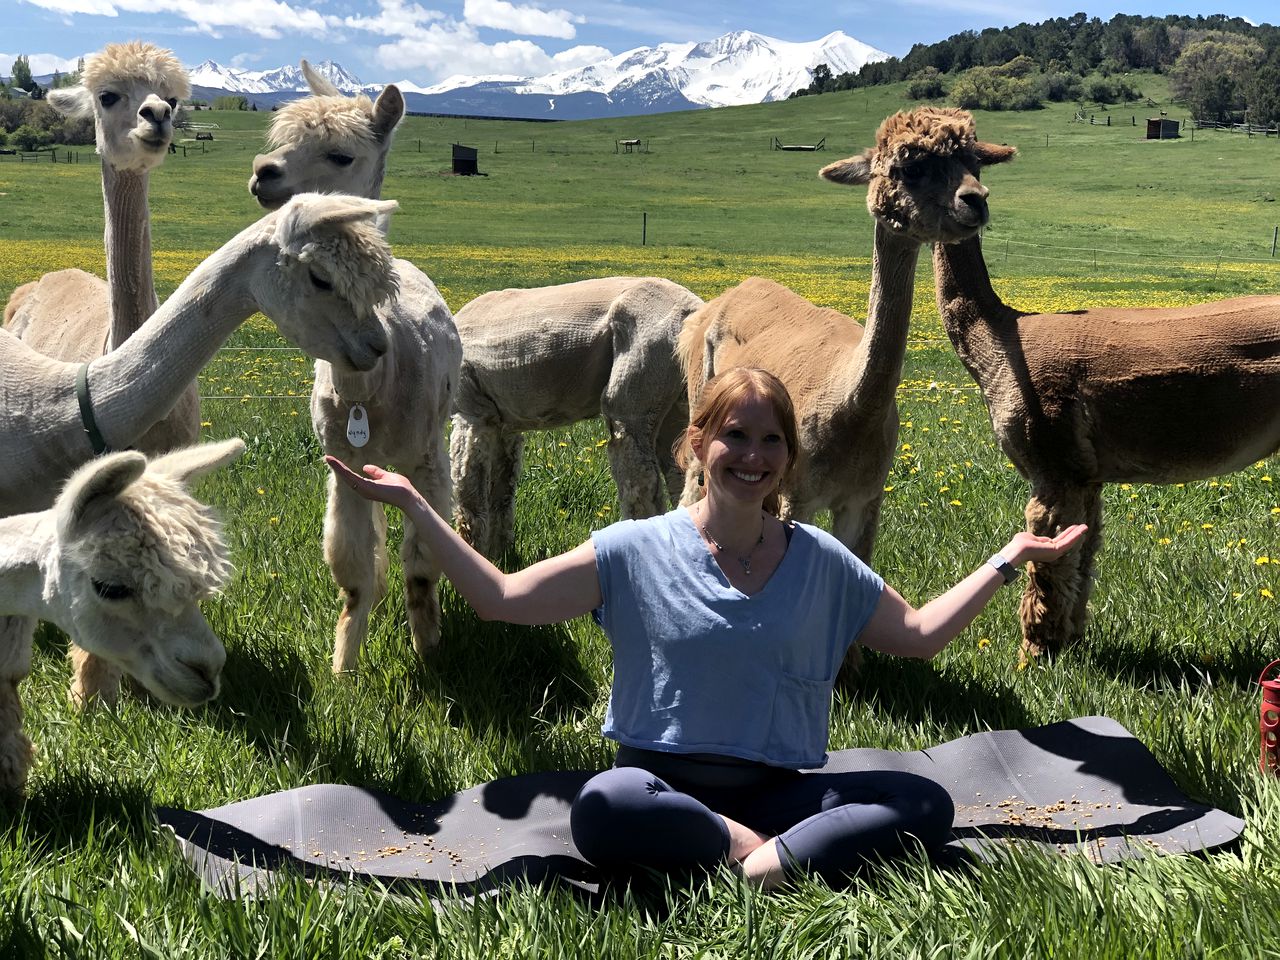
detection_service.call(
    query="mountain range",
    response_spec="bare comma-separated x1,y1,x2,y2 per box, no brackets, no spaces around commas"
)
181,30,889,121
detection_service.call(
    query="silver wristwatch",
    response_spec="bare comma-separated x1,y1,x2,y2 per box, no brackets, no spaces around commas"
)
987,553,1019,584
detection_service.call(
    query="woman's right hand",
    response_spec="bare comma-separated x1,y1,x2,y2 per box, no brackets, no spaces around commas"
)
325,456,422,512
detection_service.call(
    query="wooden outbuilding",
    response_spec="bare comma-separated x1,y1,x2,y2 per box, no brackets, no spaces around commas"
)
452,143,479,175
1145,118,1179,140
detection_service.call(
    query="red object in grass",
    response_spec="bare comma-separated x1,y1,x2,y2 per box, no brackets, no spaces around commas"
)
1260,660,1280,775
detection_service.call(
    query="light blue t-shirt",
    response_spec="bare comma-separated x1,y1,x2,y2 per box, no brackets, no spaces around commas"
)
590,507,884,769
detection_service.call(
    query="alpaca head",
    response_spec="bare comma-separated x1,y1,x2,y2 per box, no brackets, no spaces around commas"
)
819,107,1016,245
251,192,400,372
50,438,244,707
248,61,405,209
47,41,190,175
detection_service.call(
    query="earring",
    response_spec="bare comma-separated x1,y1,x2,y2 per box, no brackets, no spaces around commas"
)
697,470,704,487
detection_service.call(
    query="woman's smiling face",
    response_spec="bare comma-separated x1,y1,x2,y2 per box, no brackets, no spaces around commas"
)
695,391,790,505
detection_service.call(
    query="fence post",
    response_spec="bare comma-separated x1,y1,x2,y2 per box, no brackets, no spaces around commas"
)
642,212,647,246
1272,226,1277,258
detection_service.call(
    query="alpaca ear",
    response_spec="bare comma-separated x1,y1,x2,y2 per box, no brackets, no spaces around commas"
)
148,438,246,486
55,451,147,539
819,150,874,186
48,86,94,120
372,84,405,140
277,193,399,238
301,59,342,97
974,141,1017,166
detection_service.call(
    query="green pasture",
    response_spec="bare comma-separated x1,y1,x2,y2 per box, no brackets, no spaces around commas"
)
1,76,1279,957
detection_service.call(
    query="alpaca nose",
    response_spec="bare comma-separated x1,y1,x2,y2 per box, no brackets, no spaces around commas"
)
253,157,282,182
139,99,171,127
956,185,990,226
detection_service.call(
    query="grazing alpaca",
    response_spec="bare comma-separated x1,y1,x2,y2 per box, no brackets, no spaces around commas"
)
452,278,704,560
0,438,243,794
931,185,1280,658
679,107,1013,562
5,41,195,452
249,63,462,672
0,192,399,703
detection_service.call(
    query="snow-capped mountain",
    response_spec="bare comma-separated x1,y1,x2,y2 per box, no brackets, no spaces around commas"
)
184,30,888,120
188,59,362,95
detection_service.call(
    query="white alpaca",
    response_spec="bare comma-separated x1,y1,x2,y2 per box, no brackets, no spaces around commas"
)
452,277,704,560
5,41,194,453
0,438,243,794
249,63,462,672
0,193,399,703
678,108,1011,562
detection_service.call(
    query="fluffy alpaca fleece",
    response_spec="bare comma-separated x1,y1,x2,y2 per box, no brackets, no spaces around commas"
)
0,439,242,794
250,65,462,673
275,200,400,319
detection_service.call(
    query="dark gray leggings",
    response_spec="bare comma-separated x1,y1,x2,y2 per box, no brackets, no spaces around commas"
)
570,746,954,884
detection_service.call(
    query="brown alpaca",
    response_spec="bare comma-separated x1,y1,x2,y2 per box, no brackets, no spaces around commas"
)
932,166,1280,657
679,107,1014,562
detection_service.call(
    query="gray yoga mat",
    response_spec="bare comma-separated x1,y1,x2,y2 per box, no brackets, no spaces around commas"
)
156,716,1244,898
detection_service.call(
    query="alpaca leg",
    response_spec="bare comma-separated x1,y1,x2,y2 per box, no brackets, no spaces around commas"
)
488,430,525,559
0,616,36,794
832,496,882,564
605,421,666,520
1020,487,1092,659
326,473,386,674
450,414,498,558
68,645,124,710
401,450,451,658
655,398,690,508
1066,488,1104,645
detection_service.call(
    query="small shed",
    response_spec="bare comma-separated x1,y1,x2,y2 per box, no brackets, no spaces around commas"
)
452,143,479,175
1145,117,1179,140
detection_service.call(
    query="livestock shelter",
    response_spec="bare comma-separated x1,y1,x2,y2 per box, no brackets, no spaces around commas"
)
452,143,479,175
1146,117,1180,140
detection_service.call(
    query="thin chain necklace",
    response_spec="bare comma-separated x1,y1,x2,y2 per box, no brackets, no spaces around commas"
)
699,511,766,574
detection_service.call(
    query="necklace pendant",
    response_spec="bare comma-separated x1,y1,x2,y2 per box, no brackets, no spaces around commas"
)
741,558,752,574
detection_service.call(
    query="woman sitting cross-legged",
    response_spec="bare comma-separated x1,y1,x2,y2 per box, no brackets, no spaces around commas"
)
325,366,1085,889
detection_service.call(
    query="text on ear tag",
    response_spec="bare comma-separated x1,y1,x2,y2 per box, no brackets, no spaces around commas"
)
346,403,370,448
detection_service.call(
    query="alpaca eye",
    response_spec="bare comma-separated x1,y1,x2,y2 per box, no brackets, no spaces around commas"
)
99,92,121,108
309,269,334,292
91,579,133,602
166,97,179,109
901,161,927,183
327,153,355,167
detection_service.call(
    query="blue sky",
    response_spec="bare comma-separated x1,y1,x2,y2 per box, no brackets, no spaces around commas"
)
3,1,1275,85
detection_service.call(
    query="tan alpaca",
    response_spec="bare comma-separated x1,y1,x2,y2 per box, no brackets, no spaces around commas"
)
929,144,1280,657
680,107,1014,562
0,439,243,794
249,63,462,672
0,193,400,704
453,277,704,560
5,41,194,453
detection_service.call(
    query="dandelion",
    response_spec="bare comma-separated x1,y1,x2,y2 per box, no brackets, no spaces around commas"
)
950,499,962,506
1201,523,1214,531
901,443,912,452
269,517,280,526
1264,589,1275,600
1257,557,1271,566
257,487,266,496
883,485,895,493
1158,537,1172,545
200,420,212,428
977,637,990,649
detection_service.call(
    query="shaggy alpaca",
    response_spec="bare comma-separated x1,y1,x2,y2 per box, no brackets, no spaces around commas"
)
249,63,462,672
452,276,705,559
0,192,399,703
679,107,1012,562
931,161,1280,658
5,41,194,452
0,438,243,794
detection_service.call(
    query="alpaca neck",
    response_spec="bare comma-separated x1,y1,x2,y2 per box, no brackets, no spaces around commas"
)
325,349,389,405
0,513,55,621
102,163,158,349
87,223,268,448
832,221,920,420
932,236,1021,377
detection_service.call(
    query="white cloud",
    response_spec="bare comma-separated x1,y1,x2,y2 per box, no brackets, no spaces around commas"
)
1,52,84,74
463,0,581,39
376,24,565,78
18,0,330,39
340,0,444,36
550,44,610,70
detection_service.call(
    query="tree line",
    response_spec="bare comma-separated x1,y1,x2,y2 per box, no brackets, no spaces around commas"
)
793,12,1280,125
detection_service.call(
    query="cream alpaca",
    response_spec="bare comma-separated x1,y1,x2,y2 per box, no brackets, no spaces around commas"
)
0,438,243,794
929,145,1280,657
679,107,1013,563
249,63,462,672
0,192,398,704
5,41,194,453
452,277,704,560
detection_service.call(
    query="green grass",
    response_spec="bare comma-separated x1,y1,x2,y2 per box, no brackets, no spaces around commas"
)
1,76,1279,958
